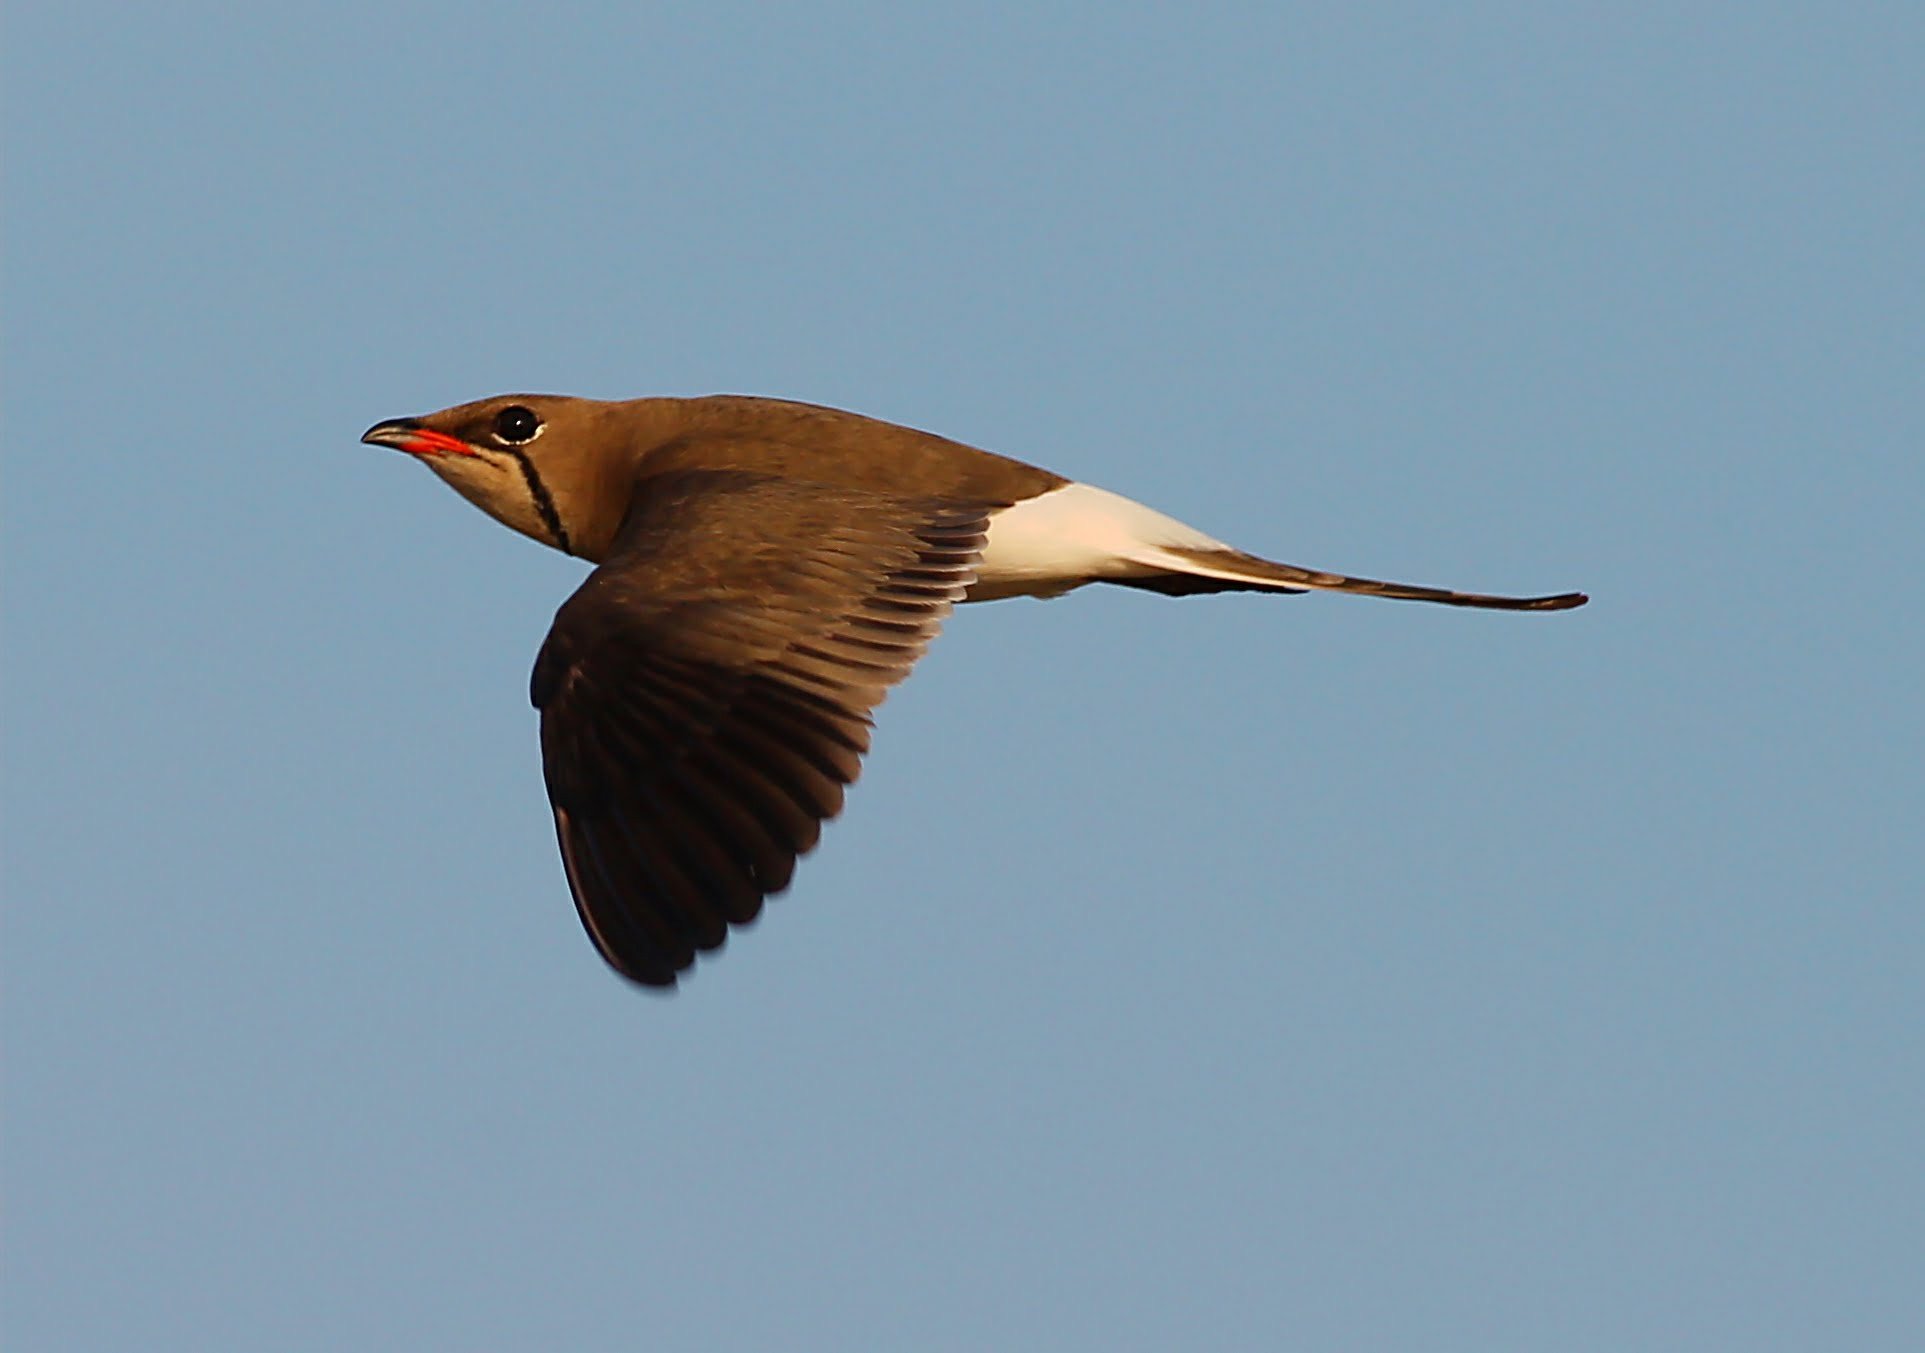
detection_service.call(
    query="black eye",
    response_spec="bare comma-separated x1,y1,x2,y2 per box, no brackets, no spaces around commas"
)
492,405,542,445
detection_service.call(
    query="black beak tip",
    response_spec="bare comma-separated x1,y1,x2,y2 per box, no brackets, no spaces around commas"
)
360,416,421,447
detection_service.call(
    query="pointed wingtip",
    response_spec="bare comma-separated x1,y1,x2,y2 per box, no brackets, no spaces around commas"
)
1532,592,1589,611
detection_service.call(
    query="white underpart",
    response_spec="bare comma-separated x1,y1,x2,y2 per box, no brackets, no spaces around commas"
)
974,481,1243,601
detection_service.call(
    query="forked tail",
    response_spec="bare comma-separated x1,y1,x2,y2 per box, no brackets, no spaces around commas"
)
975,481,1586,609
1113,544,1588,611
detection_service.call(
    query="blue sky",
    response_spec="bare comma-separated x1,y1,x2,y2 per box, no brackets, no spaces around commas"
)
5,4,1920,1349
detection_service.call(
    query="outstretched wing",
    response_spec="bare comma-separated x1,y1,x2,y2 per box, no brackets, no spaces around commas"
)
531,470,989,988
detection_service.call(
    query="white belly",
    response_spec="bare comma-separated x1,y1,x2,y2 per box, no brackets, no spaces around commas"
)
972,481,1231,601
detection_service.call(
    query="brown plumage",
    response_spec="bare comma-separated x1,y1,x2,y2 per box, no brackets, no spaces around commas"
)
363,393,1586,988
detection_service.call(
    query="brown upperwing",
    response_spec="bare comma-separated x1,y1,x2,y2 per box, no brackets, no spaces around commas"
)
531,468,990,987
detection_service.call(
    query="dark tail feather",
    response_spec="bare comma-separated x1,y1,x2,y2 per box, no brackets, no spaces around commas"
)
1111,546,1588,612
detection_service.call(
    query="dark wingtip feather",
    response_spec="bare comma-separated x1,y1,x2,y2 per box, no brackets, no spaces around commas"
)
1535,591,1589,610
535,487,993,990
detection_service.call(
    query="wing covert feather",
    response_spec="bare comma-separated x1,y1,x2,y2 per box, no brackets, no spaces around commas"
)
531,471,989,987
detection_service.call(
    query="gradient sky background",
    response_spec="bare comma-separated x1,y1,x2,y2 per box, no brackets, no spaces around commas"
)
5,4,1921,1349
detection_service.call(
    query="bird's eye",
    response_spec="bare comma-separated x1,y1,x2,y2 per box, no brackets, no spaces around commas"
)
492,405,542,445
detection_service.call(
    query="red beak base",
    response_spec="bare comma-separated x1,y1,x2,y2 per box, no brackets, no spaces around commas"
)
361,420,475,458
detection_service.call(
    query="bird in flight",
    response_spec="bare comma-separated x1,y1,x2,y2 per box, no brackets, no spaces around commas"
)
363,394,1586,988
